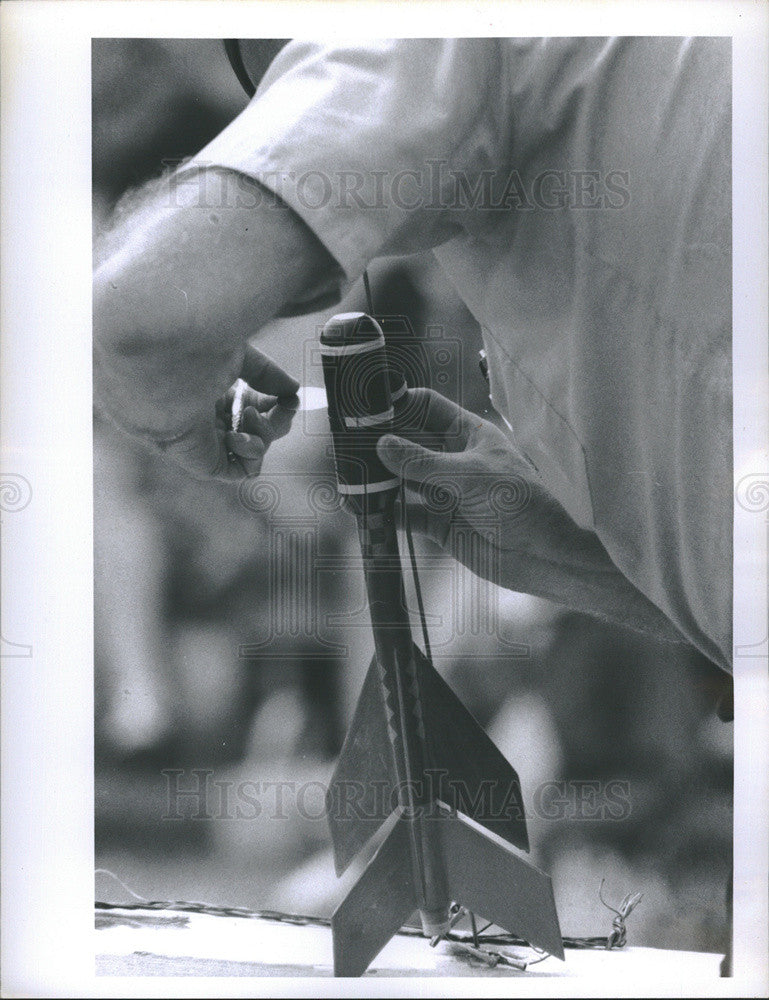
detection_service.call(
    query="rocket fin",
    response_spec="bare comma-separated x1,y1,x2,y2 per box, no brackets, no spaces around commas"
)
326,656,397,876
437,807,564,960
331,810,418,977
415,645,530,853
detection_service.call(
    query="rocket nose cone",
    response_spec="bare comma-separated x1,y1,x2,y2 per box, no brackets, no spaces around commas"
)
320,312,383,348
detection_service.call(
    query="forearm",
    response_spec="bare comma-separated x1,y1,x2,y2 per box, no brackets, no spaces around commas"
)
94,167,339,439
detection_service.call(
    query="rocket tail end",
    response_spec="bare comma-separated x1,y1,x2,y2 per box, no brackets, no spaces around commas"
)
331,809,418,977
438,806,565,960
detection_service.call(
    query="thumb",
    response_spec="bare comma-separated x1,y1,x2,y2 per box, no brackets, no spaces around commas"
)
377,433,450,484
240,343,300,399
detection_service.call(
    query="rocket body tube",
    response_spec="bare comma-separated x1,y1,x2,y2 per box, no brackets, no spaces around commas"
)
319,312,399,514
320,312,451,938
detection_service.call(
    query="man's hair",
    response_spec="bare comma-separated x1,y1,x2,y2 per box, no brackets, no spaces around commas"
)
223,39,290,98
93,171,175,269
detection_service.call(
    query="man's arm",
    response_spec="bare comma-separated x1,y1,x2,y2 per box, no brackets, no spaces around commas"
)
93,167,340,477
94,38,504,477
93,168,687,648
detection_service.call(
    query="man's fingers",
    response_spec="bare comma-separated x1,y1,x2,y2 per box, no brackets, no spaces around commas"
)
224,429,267,477
240,402,296,445
240,343,300,399
377,433,457,484
225,429,268,460
245,392,299,414
156,415,269,482
240,406,273,442
206,353,301,482
393,387,472,450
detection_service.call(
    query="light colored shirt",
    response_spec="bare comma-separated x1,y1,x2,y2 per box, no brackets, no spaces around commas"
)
186,38,732,672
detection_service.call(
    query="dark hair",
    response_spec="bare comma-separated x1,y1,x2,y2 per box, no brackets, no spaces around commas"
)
223,39,290,98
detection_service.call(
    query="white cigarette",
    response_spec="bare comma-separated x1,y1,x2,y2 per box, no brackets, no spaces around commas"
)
230,378,248,432
296,385,328,411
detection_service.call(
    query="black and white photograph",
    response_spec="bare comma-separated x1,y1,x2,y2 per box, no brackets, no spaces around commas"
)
2,2,768,995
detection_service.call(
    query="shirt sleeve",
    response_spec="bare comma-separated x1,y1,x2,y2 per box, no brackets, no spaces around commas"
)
181,39,511,287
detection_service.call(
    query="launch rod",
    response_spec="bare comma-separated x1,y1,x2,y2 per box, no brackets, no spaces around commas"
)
320,312,452,938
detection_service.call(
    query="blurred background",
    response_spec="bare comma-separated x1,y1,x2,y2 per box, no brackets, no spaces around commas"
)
92,39,732,955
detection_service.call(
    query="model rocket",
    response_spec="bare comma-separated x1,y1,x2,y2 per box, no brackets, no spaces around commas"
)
320,312,563,977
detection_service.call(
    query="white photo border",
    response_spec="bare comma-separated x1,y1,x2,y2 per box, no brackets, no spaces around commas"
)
1,1,766,996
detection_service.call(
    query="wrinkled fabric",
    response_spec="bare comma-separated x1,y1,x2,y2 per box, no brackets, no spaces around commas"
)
185,38,732,672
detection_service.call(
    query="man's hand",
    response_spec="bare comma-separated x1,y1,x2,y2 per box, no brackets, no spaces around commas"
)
166,346,301,481
93,168,339,481
374,389,690,646
94,334,299,481
215,356,300,479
